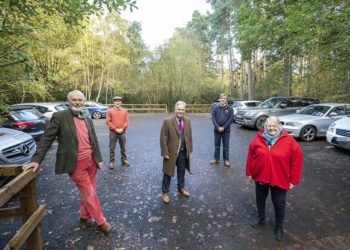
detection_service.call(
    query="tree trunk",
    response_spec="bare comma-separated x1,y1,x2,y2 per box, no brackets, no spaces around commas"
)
281,52,292,96
247,54,254,100
240,59,244,99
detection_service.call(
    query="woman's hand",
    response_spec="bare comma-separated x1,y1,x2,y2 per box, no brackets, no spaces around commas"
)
248,176,253,182
289,183,295,189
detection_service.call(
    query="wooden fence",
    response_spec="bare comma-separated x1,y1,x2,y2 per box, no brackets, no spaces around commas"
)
0,166,45,250
107,104,211,114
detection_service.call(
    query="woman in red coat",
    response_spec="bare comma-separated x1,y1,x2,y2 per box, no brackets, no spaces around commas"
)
246,116,302,241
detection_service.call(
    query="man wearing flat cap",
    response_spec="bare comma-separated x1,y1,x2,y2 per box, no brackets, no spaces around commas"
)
106,96,130,168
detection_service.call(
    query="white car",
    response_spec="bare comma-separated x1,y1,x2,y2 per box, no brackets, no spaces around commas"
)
326,116,350,150
13,102,67,118
232,100,261,122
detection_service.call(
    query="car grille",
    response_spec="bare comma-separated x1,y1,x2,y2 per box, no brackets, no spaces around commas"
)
336,128,350,138
2,139,36,162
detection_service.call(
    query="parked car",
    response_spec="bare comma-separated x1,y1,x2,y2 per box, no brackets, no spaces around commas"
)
0,107,49,142
280,103,350,141
84,101,108,119
0,127,37,187
13,102,67,118
0,127,36,165
235,96,319,130
232,100,261,122
326,115,350,150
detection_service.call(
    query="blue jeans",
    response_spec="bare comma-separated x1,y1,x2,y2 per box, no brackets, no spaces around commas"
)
162,150,186,193
214,131,230,161
255,182,287,229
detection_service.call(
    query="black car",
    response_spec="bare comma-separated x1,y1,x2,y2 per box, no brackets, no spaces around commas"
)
0,107,49,142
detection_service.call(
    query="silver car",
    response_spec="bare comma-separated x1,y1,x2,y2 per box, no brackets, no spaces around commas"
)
280,103,350,141
235,97,319,130
0,127,36,165
326,116,350,150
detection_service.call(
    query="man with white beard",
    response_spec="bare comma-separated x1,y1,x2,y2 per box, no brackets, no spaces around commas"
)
23,90,112,233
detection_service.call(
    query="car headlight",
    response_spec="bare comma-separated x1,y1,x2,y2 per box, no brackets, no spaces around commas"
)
285,121,303,127
328,123,335,133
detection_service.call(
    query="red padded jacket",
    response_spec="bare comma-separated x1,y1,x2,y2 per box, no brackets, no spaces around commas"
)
246,130,303,190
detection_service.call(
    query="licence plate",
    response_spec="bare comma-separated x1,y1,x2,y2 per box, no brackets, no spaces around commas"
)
236,115,242,118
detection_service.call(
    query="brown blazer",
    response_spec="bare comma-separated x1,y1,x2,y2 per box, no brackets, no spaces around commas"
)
160,115,193,176
32,109,103,174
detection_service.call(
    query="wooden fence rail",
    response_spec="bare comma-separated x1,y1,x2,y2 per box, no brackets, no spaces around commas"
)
106,104,211,113
0,166,45,250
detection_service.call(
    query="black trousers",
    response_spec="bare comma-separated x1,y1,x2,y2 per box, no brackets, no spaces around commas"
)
109,130,127,163
255,182,287,229
162,149,186,193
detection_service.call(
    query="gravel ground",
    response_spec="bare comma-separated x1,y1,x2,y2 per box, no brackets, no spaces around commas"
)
1,114,350,250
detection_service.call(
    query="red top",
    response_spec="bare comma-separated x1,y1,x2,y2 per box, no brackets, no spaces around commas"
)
73,117,93,160
246,130,303,190
106,107,129,131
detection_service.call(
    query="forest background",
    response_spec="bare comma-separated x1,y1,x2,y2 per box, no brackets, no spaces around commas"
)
1,0,349,110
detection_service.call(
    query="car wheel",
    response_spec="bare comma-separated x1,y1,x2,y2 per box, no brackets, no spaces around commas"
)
255,116,267,130
92,111,102,119
300,125,316,141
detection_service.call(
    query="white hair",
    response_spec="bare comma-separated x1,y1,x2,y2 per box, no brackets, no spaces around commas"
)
175,100,186,109
67,90,85,101
264,116,282,131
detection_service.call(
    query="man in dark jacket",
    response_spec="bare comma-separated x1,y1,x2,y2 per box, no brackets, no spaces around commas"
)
23,90,112,233
210,93,234,167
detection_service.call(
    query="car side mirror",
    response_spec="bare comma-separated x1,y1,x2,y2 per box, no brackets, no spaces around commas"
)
329,112,338,117
296,109,300,113
280,103,287,108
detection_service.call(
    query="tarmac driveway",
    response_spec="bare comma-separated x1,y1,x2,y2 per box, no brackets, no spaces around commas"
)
1,114,350,249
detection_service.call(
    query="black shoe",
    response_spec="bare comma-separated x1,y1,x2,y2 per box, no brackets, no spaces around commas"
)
250,217,266,228
274,227,284,241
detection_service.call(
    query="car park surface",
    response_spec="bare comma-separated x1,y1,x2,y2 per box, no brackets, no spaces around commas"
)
326,115,350,150
235,96,319,130
1,114,349,249
280,103,350,142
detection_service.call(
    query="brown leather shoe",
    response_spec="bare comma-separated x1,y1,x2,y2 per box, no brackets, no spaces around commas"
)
109,162,114,169
122,160,130,167
162,193,170,204
210,159,220,165
224,160,231,167
99,222,112,233
80,217,95,227
179,188,190,197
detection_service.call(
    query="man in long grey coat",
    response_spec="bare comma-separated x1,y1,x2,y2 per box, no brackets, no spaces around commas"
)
160,101,193,204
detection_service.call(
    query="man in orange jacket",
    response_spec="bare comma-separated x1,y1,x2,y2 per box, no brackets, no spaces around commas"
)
106,96,129,168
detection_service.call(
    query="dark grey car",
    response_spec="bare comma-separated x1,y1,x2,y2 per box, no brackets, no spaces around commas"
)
235,97,319,130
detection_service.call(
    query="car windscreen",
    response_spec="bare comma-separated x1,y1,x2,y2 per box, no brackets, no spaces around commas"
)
298,105,330,116
9,110,42,121
259,98,285,108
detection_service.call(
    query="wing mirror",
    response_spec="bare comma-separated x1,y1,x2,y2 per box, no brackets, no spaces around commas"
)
280,103,287,108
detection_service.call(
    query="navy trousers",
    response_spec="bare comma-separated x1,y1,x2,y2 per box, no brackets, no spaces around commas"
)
162,149,186,193
214,130,230,161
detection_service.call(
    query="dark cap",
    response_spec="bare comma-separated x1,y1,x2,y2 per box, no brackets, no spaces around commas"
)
113,96,123,101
